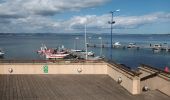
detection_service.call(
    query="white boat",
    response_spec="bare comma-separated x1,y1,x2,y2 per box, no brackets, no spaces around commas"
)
71,49,94,56
113,42,121,48
81,51,94,56
0,49,4,57
71,49,84,52
153,44,162,49
153,44,162,52
127,43,136,48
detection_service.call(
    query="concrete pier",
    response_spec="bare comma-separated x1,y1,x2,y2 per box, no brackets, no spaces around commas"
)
0,60,170,99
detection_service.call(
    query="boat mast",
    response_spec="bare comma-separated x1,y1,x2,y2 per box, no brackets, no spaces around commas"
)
85,24,87,60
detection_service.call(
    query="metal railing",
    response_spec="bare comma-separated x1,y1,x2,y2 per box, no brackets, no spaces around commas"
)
140,64,170,78
106,59,140,77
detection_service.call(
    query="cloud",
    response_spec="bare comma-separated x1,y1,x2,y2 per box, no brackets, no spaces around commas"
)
0,0,110,33
66,12,170,31
0,0,170,33
114,12,170,29
1,12,170,33
0,0,110,16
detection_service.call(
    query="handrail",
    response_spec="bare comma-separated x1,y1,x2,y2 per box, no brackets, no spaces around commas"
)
106,60,140,76
140,64,170,77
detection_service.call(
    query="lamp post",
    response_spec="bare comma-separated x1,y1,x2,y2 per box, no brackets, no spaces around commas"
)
98,37,103,57
108,9,120,60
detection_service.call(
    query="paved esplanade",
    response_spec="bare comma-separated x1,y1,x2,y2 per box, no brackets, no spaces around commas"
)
0,75,169,100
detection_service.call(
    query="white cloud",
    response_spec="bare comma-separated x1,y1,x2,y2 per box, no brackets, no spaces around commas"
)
0,0,170,33
114,13,166,29
63,12,170,31
1,12,170,33
0,0,109,16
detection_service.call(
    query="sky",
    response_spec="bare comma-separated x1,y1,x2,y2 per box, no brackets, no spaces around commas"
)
0,0,170,34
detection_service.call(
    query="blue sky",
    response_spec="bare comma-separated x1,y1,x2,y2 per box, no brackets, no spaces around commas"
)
0,0,170,34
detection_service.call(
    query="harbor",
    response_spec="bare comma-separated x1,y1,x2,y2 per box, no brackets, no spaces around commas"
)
0,60,170,100
0,0,170,100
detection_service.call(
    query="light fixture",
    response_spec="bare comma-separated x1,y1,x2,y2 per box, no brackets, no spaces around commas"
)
77,68,83,73
8,68,13,73
117,77,122,84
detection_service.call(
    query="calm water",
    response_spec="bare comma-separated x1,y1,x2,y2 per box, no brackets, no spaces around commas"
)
0,34,170,69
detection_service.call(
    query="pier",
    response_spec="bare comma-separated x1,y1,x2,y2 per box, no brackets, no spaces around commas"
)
0,60,170,100
87,43,170,52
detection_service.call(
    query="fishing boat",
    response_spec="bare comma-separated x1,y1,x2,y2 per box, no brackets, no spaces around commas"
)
37,44,49,54
45,53,69,59
37,44,69,59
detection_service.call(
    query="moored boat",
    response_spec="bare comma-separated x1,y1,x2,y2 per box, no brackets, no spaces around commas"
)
45,53,69,59
37,44,70,59
113,42,121,48
127,43,136,48
0,49,4,57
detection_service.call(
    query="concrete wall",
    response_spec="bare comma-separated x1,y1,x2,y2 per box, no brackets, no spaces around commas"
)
139,67,170,96
107,64,140,94
0,63,107,74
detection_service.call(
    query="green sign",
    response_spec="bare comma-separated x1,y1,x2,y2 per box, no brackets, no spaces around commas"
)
43,65,48,73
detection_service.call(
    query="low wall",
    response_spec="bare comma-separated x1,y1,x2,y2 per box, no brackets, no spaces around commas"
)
139,65,170,96
0,63,107,74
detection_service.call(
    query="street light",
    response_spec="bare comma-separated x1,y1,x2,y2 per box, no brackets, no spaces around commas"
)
98,37,103,57
108,9,120,60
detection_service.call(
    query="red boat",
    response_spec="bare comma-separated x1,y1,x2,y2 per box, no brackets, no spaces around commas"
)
37,44,69,59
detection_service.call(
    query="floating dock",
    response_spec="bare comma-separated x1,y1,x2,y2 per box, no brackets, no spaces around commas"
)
0,60,170,100
87,43,170,52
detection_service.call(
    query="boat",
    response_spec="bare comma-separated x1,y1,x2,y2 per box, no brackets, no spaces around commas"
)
45,53,69,59
113,42,121,48
0,49,4,57
37,44,49,54
127,43,136,48
37,44,69,59
81,51,94,56
71,49,94,56
152,44,162,52
153,44,162,49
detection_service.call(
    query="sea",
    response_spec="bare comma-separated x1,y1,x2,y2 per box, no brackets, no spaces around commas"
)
0,33,170,69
